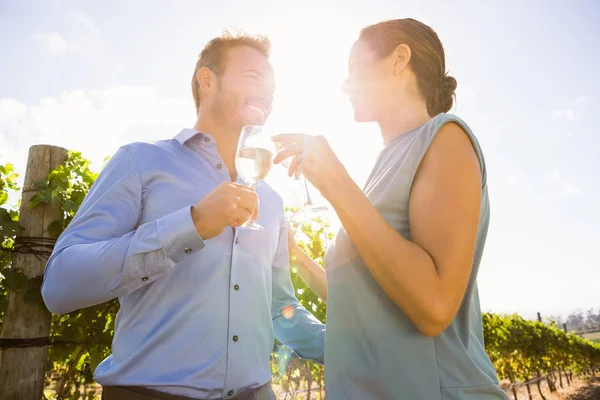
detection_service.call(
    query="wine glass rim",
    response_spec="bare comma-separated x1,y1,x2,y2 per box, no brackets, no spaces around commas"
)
240,125,275,143
241,124,267,131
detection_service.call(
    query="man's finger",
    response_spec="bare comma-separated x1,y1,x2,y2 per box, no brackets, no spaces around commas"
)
250,201,260,221
234,195,258,215
230,207,253,227
225,182,254,192
225,183,257,199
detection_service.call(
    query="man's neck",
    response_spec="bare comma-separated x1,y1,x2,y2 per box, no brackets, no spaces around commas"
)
193,113,239,181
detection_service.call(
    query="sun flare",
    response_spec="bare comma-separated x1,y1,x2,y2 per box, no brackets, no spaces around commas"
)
258,16,383,212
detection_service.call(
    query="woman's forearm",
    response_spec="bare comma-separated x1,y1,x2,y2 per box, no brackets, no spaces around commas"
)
290,246,328,302
325,178,444,335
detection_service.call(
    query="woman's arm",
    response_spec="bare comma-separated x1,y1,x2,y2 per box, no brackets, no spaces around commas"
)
327,123,481,336
274,122,481,336
287,226,328,302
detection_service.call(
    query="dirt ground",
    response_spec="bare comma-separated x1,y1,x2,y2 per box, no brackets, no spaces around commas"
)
504,375,600,400
43,374,600,399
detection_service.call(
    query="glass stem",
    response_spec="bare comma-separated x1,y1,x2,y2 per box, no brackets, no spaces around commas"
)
302,177,314,206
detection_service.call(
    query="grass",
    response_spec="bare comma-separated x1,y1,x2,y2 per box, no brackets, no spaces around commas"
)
582,331,600,344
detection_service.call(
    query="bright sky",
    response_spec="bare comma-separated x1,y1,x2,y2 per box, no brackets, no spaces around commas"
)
1,0,598,321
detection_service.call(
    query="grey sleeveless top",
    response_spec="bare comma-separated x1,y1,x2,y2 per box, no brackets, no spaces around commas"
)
323,113,509,400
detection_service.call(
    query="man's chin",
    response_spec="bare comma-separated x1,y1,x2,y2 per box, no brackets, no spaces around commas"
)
227,120,264,138
240,116,267,128
226,111,269,134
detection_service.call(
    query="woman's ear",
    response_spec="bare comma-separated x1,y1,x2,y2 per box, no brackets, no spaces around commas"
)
392,44,411,76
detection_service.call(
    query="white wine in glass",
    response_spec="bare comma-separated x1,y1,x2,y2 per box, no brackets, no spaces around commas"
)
235,125,275,230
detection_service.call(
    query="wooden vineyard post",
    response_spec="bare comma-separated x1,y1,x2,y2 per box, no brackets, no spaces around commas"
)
0,145,67,400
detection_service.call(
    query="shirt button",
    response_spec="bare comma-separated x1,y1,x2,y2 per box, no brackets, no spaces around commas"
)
228,390,234,396
141,276,148,282
232,335,238,342
184,247,192,254
217,164,222,169
235,238,239,244
234,284,240,291
204,137,210,142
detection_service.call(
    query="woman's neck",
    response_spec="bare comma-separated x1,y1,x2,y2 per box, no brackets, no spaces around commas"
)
377,99,431,145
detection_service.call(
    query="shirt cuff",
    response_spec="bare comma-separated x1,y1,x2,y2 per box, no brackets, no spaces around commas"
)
155,206,205,264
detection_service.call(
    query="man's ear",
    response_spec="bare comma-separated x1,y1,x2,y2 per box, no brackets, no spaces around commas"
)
196,66,216,98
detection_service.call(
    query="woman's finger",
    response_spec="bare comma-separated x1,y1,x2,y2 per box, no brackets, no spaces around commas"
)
272,133,309,145
273,143,303,165
295,160,304,180
289,153,303,179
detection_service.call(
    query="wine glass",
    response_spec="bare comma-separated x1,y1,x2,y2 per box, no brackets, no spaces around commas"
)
273,141,329,223
235,125,275,230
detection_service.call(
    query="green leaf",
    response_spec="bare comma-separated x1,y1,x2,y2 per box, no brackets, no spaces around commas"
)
47,219,64,238
28,194,42,210
0,207,20,237
33,178,48,190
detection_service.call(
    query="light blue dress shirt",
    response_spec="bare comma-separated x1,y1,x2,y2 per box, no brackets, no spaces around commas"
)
41,129,325,399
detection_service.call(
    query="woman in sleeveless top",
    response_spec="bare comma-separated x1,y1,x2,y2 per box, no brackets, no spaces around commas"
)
273,18,508,400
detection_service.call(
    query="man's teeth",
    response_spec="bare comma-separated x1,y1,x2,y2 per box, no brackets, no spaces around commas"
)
247,105,265,118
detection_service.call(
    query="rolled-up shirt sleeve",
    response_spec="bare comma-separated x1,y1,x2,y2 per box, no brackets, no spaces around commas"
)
271,212,325,364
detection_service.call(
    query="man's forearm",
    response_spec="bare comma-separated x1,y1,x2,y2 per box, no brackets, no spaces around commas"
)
42,206,204,314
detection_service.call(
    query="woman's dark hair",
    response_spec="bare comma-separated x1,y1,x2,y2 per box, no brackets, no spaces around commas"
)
359,18,457,116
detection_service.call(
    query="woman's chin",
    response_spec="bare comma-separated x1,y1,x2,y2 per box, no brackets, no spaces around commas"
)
353,109,374,123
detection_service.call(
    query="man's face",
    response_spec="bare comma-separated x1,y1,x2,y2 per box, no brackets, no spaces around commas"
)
211,46,275,133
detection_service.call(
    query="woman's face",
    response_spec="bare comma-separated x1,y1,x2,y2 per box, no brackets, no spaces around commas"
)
342,39,396,123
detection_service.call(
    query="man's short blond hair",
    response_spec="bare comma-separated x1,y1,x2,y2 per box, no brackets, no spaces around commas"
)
191,29,271,113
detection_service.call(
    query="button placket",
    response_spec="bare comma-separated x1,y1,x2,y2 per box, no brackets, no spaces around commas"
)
224,230,242,397
194,135,228,179
212,156,229,180
232,234,241,291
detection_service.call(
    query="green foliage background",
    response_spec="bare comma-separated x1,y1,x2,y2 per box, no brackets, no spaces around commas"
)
0,151,598,399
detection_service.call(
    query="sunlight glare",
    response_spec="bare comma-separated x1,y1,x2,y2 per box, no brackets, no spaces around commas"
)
261,13,382,221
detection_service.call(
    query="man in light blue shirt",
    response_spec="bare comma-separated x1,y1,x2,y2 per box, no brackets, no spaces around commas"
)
41,30,325,400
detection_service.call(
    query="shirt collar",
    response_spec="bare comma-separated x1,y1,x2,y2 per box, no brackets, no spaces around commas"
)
174,129,217,145
173,128,202,145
